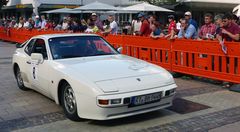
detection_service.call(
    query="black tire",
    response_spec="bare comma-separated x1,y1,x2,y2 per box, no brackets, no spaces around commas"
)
170,72,184,78
15,67,29,91
61,83,81,121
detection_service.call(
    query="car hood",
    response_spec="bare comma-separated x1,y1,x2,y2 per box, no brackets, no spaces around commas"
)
54,55,166,82
54,55,174,93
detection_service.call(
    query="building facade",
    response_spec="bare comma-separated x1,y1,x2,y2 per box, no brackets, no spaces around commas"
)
1,0,139,18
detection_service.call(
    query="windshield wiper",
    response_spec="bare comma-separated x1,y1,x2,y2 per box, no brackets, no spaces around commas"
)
96,53,115,56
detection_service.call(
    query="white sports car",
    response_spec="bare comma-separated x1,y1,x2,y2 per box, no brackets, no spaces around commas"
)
12,34,177,121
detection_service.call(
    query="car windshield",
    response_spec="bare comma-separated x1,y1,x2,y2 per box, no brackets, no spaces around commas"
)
48,36,118,60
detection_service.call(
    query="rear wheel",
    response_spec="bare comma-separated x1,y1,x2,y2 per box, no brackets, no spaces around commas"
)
61,83,81,121
15,67,28,91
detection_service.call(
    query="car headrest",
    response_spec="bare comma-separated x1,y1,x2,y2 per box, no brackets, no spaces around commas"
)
36,39,45,45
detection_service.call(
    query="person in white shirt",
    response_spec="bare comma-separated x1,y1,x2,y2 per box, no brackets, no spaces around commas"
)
176,18,182,31
132,19,142,35
24,18,34,29
17,21,24,28
15,17,24,29
23,18,30,28
41,15,47,29
62,18,69,30
102,15,118,35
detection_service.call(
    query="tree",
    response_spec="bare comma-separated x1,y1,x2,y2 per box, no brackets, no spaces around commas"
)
0,0,8,17
0,0,8,9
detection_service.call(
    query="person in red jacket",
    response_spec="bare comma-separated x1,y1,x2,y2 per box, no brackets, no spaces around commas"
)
135,12,151,36
165,15,176,39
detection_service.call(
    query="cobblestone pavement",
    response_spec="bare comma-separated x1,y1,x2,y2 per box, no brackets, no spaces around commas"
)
0,41,240,132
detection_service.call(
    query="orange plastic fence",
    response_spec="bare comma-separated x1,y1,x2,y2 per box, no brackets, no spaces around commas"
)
0,27,239,83
171,39,240,83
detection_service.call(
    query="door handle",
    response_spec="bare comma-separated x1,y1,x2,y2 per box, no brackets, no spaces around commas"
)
26,61,31,64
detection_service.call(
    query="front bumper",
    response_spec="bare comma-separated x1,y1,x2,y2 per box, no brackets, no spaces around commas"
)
76,84,177,120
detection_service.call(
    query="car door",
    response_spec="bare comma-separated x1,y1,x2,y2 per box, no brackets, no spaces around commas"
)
28,38,51,96
21,39,36,87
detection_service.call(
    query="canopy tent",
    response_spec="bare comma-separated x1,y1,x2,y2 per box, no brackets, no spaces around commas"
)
74,1,118,11
41,8,80,14
233,4,240,17
120,2,174,12
176,0,240,4
106,8,139,14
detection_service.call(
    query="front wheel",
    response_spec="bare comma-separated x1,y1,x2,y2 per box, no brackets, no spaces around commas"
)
15,67,28,91
61,83,81,121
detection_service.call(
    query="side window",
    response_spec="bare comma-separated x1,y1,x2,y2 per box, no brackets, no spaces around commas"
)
32,39,48,60
24,39,36,56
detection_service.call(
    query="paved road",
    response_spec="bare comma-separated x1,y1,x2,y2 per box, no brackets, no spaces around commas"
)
0,41,240,132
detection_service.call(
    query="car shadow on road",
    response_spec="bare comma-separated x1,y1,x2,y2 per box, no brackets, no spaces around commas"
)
88,109,174,126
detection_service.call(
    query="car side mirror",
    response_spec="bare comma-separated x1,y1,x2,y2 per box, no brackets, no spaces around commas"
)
117,47,123,53
16,43,23,48
31,53,44,64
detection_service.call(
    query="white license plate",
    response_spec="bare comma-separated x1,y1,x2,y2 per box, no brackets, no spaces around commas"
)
129,92,162,107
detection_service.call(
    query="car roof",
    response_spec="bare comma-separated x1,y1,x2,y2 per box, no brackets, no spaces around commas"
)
33,33,99,40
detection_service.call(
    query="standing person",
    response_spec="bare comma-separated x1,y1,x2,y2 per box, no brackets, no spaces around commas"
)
23,18,30,28
217,13,240,42
91,13,103,31
0,18,3,26
214,14,227,54
102,15,118,35
176,18,182,33
150,21,164,39
165,15,176,39
135,12,151,36
8,19,16,28
199,13,216,39
214,14,224,36
69,19,79,33
148,15,157,29
62,17,69,31
41,15,47,29
178,18,198,39
45,20,54,30
184,11,198,31
79,19,88,32
103,19,110,31
34,15,41,29
15,17,24,29
231,14,239,25
131,16,142,35
24,18,34,29
54,22,62,31
85,21,99,33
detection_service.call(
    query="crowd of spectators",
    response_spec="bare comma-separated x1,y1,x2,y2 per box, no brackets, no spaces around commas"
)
0,11,239,42
126,11,239,43
0,13,119,35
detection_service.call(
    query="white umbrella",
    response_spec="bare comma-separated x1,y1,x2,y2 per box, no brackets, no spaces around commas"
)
233,4,240,17
106,10,139,14
121,2,174,12
42,8,80,14
74,1,118,11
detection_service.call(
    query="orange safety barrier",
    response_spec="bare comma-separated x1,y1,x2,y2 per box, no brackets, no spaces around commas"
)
0,28,66,43
0,27,239,83
104,35,172,71
171,39,240,83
